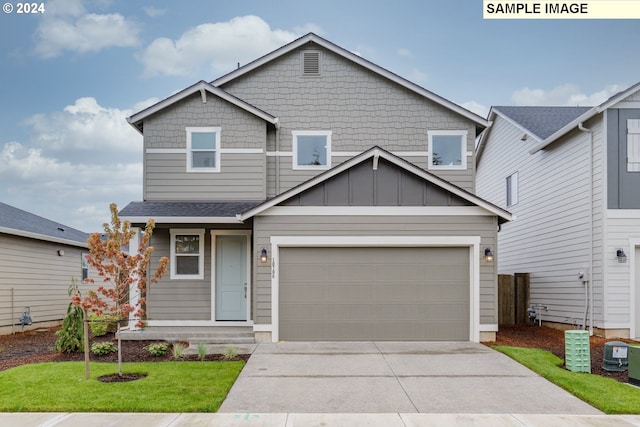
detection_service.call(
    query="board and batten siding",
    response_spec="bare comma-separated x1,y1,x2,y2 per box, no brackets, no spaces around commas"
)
252,215,497,327
0,234,87,331
476,114,605,327
221,43,476,194
142,92,268,201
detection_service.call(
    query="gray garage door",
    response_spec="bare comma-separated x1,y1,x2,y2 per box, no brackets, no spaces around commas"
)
279,246,470,341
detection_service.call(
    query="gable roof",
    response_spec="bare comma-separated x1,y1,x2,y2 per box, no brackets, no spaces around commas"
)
476,106,590,163
528,81,640,153
241,146,512,223
0,202,89,247
212,33,488,130
127,80,279,134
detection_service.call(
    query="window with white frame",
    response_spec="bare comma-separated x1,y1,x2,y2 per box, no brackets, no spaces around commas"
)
170,229,205,279
81,252,89,281
427,130,467,170
293,131,331,170
506,172,519,207
627,119,640,172
186,127,220,172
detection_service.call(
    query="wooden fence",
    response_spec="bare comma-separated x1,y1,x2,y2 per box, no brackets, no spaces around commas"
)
498,273,530,325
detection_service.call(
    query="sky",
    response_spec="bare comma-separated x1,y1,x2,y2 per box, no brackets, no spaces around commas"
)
1,0,639,232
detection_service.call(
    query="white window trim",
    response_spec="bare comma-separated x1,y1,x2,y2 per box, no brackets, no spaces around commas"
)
506,171,519,207
427,130,468,170
186,127,221,173
292,130,332,170
170,229,205,280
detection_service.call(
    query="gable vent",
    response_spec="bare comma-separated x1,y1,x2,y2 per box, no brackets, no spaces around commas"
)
302,51,320,76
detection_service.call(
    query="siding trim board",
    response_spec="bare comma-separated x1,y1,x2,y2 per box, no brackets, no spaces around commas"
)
267,235,481,342
146,148,264,154
262,206,497,217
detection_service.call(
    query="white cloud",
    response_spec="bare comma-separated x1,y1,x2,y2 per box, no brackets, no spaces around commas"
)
0,97,146,231
397,48,414,58
138,15,298,77
34,0,141,58
460,101,489,118
511,83,625,106
143,6,166,18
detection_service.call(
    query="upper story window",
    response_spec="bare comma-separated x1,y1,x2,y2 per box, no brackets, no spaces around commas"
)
81,252,89,281
427,130,468,170
293,131,332,170
186,127,220,172
506,172,519,207
627,119,640,172
170,229,205,280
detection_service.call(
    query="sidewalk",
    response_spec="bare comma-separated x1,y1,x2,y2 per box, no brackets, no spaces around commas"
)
2,412,640,426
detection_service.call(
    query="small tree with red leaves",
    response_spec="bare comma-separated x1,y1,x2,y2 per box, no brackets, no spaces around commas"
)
76,203,168,377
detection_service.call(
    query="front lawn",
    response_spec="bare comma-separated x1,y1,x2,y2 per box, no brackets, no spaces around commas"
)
0,361,244,412
494,346,640,414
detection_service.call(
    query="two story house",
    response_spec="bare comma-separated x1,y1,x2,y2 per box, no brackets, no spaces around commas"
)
476,81,640,339
121,33,511,343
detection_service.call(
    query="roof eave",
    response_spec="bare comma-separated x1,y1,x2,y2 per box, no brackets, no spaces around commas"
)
121,215,244,224
213,33,488,128
0,226,88,248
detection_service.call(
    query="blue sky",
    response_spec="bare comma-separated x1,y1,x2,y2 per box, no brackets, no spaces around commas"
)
1,0,638,232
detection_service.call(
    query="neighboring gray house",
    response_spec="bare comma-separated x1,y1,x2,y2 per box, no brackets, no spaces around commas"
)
0,202,89,335
476,81,640,339
121,33,512,343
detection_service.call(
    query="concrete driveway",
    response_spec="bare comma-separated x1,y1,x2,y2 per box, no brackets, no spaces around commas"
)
219,341,602,414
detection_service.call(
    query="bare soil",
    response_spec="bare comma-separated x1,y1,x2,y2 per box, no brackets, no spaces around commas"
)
0,325,637,383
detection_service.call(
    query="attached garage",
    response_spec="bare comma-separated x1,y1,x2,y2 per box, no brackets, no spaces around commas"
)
278,245,471,341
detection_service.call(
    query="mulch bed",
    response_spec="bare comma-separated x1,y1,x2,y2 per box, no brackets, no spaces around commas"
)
0,327,248,373
0,324,637,384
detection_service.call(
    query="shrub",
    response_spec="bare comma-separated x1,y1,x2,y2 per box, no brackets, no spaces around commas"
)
172,343,186,359
197,342,207,361
88,313,115,337
55,279,84,353
91,341,117,356
223,345,239,361
145,342,170,357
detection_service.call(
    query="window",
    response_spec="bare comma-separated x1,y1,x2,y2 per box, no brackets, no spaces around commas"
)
506,172,519,207
293,131,331,170
187,127,220,172
170,229,204,279
428,130,468,170
81,252,89,281
627,119,640,172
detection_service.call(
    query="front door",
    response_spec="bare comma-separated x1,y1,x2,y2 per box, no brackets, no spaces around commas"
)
215,234,247,321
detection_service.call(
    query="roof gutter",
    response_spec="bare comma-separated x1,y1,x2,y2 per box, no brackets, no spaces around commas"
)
0,226,88,248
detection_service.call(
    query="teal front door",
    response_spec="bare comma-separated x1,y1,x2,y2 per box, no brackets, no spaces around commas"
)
215,235,247,321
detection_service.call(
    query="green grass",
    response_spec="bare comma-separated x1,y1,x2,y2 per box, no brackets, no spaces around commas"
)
494,346,640,414
0,361,244,412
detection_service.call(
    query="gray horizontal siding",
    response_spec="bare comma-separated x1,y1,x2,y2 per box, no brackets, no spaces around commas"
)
253,215,497,326
145,152,265,200
0,234,87,327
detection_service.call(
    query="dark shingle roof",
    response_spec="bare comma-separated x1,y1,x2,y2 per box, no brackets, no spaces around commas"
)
119,201,265,218
0,202,89,244
493,106,591,140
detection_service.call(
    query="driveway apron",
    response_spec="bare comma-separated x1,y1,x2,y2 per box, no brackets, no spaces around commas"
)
218,342,602,414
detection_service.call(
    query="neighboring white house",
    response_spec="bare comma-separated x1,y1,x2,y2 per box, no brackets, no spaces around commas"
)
0,202,89,335
476,81,640,339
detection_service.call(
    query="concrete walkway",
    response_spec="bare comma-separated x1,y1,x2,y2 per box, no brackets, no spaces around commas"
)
3,412,640,427
219,341,601,414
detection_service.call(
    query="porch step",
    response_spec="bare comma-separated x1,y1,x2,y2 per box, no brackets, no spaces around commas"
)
117,326,255,343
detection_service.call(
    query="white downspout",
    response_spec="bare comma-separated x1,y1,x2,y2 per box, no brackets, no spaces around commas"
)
274,118,281,195
578,121,594,336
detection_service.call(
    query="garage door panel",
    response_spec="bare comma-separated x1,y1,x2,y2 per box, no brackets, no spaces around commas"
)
279,247,470,341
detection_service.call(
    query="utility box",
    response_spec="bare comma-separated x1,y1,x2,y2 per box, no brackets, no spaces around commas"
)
630,346,640,386
565,330,591,373
603,341,629,372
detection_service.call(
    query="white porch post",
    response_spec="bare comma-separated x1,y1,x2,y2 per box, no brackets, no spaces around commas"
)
128,227,141,330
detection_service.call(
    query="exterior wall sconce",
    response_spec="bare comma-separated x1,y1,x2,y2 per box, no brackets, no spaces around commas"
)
616,249,627,263
484,248,494,262
260,248,268,263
